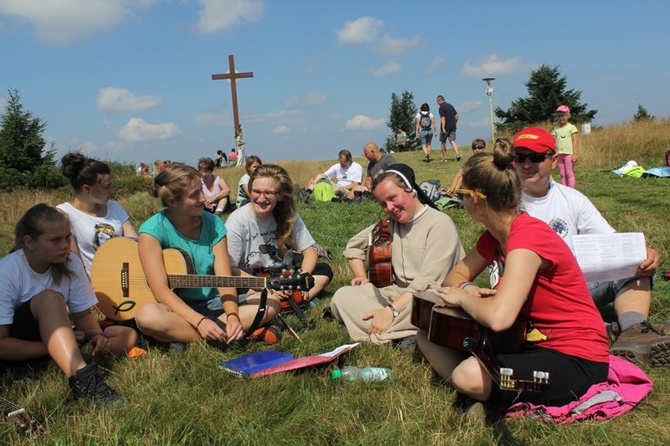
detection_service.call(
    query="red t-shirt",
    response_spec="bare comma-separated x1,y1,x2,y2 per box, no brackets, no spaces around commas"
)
476,213,609,363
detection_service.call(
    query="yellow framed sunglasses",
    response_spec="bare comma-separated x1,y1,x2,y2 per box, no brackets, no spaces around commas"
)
455,188,487,199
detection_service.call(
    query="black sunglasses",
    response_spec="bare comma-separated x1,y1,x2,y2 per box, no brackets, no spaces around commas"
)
473,145,485,150
514,152,552,163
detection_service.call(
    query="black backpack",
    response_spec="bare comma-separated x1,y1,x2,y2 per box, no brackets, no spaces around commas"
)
419,112,432,130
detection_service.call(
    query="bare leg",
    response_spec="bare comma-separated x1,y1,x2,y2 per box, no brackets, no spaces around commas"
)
135,303,201,343
31,291,87,377
103,325,138,356
614,278,652,319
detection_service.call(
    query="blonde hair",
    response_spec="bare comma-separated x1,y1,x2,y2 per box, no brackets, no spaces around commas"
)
248,164,297,254
461,145,522,213
13,204,72,284
150,163,200,207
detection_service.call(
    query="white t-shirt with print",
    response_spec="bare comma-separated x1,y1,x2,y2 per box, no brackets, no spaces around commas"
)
521,181,615,253
323,161,363,187
57,201,130,276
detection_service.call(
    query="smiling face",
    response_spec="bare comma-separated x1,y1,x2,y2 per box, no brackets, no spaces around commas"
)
514,148,557,197
373,177,420,223
249,176,282,219
173,177,206,216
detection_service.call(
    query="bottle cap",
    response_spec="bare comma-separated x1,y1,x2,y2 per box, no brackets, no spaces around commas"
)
331,369,342,380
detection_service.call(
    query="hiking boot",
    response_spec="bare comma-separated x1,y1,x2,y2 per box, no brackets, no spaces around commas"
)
652,321,670,336
362,190,373,200
68,362,123,405
610,321,670,367
353,191,363,203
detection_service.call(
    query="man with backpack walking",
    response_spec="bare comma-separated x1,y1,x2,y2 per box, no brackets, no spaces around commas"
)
436,95,461,162
415,103,437,162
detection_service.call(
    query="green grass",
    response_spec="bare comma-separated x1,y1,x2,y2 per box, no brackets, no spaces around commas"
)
1,137,670,443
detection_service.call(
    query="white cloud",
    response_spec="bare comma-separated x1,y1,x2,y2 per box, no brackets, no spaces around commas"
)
336,16,383,45
273,125,290,135
117,117,181,142
345,115,385,130
425,56,448,75
457,101,482,114
371,59,400,77
0,0,155,45
284,91,327,108
97,87,163,113
460,54,534,78
196,0,264,33
374,33,421,55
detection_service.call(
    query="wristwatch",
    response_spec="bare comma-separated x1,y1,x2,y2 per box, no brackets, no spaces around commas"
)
387,304,399,319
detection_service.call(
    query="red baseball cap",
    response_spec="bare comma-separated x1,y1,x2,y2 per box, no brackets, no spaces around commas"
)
513,127,556,153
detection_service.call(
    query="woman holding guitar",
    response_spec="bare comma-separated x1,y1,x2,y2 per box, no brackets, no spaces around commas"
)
330,164,465,345
226,164,333,307
417,133,609,415
134,163,280,345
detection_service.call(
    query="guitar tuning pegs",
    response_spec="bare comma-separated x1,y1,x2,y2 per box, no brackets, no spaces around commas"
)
532,370,549,384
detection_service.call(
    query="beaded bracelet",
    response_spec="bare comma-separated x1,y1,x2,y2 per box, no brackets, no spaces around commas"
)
457,281,476,290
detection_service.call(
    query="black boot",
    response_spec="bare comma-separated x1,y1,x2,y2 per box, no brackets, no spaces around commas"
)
68,362,123,404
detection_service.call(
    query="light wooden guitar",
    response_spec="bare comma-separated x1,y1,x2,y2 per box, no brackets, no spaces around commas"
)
412,293,550,393
91,238,314,321
1,396,43,437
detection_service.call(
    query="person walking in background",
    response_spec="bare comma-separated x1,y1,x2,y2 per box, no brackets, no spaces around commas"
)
236,155,262,208
134,163,280,346
235,130,246,167
416,103,437,163
552,105,579,188
198,157,231,216
436,95,461,162
396,128,407,152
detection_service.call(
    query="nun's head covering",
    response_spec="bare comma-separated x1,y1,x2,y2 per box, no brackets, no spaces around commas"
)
375,163,437,209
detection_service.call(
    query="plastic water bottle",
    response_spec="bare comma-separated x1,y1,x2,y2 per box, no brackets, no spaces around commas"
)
331,366,390,382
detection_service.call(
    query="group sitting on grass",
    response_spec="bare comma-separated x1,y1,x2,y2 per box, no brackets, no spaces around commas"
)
1,128,667,417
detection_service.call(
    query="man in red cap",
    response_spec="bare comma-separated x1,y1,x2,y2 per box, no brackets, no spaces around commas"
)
513,127,669,367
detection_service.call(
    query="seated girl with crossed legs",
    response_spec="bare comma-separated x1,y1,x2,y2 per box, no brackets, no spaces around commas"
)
416,147,609,418
134,163,280,346
0,204,138,404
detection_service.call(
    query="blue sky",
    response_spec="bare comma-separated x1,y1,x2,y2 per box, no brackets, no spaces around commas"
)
1,0,668,166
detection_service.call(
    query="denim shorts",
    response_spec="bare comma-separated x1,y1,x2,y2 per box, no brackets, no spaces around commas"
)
418,129,433,145
589,274,655,308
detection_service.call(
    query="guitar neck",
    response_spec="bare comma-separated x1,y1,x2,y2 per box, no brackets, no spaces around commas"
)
167,275,267,289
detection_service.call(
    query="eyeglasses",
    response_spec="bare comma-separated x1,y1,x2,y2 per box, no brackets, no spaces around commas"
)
455,188,487,200
250,189,280,198
513,152,552,163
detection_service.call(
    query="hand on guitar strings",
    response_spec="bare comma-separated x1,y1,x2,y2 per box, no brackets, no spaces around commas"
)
362,308,393,336
433,285,496,307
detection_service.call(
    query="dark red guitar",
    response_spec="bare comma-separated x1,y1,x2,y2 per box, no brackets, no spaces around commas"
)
412,294,550,393
1,396,43,437
367,219,392,288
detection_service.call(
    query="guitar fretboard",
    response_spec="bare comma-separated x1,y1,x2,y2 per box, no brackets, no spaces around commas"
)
167,275,267,289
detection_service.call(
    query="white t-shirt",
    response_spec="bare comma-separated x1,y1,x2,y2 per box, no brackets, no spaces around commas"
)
521,181,615,253
57,201,130,276
225,204,315,274
0,250,97,325
323,161,363,187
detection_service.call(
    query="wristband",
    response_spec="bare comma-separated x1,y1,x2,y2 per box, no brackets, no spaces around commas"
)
196,316,207,329
457,281,476,290
92,332,109,340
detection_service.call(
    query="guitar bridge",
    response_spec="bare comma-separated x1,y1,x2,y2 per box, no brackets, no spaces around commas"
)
121,262,129,298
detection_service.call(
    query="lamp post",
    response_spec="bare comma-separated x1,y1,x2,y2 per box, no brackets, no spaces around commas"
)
482,77,495,143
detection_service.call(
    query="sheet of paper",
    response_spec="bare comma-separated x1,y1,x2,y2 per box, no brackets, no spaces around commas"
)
573,233,646,282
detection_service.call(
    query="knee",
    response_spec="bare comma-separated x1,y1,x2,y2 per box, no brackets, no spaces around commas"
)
451,363,485,396
135,303,169,334
30,290,69,317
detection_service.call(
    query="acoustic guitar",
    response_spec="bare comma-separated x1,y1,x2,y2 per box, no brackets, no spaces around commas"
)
412,294,549,393
91,238,314,321
367,219,392,288
1,396,43,437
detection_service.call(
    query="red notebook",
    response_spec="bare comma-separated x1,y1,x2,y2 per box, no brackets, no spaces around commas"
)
251,343,360,378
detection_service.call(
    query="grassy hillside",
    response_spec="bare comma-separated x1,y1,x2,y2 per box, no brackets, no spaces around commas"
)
0,119,669,444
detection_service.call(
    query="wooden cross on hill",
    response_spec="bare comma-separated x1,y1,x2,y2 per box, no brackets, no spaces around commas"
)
211,54,254,136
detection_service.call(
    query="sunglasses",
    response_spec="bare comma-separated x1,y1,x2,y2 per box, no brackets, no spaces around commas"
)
455,188,487,200
513,152,552,163
473,145,485,150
